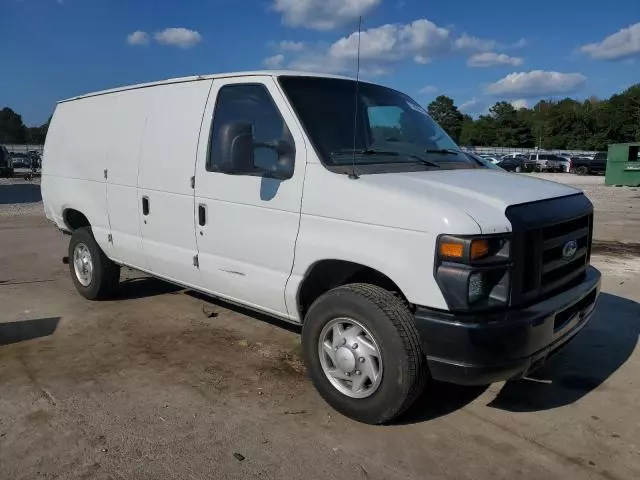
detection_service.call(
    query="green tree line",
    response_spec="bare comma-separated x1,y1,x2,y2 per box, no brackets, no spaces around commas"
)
427,84,640,151
0,107,49,144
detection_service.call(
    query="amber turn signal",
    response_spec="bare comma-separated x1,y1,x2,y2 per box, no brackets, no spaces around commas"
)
439,242,464,258
470,239,490,260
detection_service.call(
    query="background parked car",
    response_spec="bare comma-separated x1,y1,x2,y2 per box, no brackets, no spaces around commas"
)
0,145,14,177
500,152,525,160
27,150,42,170
497,156,536,172
479,155,502,164
555,155,572,173
465,152,506,170
10,152,30,168
527,153,565,172
571,152,607,175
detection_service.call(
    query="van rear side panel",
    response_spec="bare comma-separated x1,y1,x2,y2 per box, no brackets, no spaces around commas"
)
42,96,116,254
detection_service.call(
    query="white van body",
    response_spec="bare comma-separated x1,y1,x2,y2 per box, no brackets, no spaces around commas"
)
42,71,601,424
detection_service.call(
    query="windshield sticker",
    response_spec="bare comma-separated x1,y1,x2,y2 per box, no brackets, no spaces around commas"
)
406,100,428,115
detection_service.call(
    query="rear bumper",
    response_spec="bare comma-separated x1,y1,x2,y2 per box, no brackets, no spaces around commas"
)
414,266,601,385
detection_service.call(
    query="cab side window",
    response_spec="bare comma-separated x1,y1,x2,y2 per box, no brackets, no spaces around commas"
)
207,84,295,177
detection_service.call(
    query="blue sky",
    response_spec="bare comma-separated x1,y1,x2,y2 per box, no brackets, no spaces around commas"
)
2,0,639,125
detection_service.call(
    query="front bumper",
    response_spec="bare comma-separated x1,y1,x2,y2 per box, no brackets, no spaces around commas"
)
415,266,601,385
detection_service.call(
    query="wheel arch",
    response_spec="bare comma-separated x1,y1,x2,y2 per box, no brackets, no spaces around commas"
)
63,207,91,232
296,259,409,320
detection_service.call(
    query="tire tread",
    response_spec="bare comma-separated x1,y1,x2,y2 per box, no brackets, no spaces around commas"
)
304,283,428,423
341,283,428,420
69,227,120,300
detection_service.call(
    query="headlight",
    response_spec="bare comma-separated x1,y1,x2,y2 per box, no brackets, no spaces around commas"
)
435,234,512,312
438,235,509,263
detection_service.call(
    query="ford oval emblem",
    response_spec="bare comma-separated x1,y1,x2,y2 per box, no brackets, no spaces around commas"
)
562,240,578,260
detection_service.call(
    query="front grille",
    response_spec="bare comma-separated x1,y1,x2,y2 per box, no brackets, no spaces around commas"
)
505,194,594,307
520,213,591,301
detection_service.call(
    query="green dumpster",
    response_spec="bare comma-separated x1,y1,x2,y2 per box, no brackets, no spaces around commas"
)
605,143,640,187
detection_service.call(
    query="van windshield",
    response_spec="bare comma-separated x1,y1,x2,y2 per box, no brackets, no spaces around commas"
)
278,76,473,173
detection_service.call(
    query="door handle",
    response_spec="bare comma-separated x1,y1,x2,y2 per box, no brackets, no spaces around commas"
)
142,196,150,216
198,204,206,226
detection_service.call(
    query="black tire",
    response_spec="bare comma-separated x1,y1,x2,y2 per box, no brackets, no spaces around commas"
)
68,227,120,300
576,166,588,176
302,283,428,424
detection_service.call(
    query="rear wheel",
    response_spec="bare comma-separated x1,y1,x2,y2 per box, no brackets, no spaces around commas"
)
576,166,588,175
68,227,120,300
302,283,428,424
515,166,522,173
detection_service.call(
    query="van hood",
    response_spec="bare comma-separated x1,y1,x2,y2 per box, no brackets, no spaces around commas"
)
303,165,582,235
360,169,581,233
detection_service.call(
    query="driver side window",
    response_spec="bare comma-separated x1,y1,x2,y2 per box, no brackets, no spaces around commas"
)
208,84,295,173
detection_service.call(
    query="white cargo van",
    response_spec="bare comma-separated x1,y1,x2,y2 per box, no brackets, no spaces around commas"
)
42,71,601,424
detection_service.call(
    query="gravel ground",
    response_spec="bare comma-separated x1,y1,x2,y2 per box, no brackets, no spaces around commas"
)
1,202,639,480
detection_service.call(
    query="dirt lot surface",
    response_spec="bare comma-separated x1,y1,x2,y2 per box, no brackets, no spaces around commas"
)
1,176,639,480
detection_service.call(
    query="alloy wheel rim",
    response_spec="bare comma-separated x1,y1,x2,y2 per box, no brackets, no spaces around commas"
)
318,317,383,399
73,243,93,287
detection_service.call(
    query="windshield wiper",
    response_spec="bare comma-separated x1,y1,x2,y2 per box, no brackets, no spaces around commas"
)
331,148,439,167
424,148,463,156
330,148,400,159
402,157,440,168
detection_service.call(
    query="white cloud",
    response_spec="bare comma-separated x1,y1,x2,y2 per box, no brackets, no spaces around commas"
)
399,19,452,58
127,31,150,46
419,85,438,94
511,38,528,48
263,54,285,69
154,28,202,48
277,40,306,52
280,17,500,74
329,24,405,62
580,23,640,60
272,0,381,31
510,99,529,109
467,52,523,67
454,33,496,52
459,97,484,114
486,70,587,97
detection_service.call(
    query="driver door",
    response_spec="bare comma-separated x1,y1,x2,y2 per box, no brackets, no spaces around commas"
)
193,76,307,318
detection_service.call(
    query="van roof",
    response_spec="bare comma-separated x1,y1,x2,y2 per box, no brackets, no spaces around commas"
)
59,70,356,103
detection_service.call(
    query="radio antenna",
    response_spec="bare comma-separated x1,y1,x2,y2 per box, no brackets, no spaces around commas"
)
348,15,362,180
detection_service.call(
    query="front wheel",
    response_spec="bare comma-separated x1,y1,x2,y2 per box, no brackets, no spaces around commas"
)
68,227,120,300
302,284,428,424
576,166,588,175
515,166,522,173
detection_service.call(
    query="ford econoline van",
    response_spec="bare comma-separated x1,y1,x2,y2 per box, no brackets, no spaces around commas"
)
42,71,601,424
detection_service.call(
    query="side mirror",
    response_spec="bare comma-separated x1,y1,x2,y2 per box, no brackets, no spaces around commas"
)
218,121,295,180
258,140,295,180
219,121,255,174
